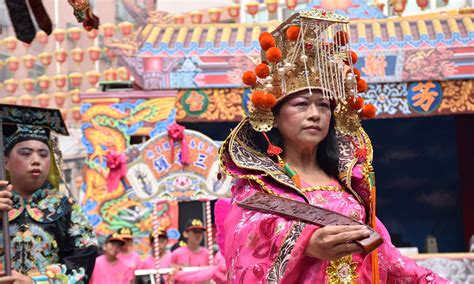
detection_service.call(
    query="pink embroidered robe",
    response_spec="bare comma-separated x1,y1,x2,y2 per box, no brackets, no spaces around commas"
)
224,168,451,283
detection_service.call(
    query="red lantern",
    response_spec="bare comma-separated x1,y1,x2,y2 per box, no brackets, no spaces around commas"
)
208,8,222,23
101,23,116,38
87,46,101,62
4,37,18,52
246,2,260,16
105,48,116,61
320,0,353,10
72,107,82,122
22,78,36,93
391,0,407,15
20,95,33,106
104,68,117,81
117,67,130,81
36,31,48,45
190,11,204,24
71,48,84,64
54,92,66,107
22,55,36,69
38,75,51,91
55,49,68,64
53,29,66,43
227,4,240,20
266,0,278,13
3,96,17,105
68,27,82,41
118,21,134,36
416,0,429,9
37,93,51,108
86,71,101,86
6,57,19,72
69,73,83,88
38,52,53,67
5,79,18,95
70,89,81,104
286,0,298,10
54,74,67,89
174,14,185,24
87,29,99,40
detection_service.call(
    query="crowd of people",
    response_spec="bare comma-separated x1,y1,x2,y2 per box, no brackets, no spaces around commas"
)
90,220,226,284
0,7,454,284
0,122,225,283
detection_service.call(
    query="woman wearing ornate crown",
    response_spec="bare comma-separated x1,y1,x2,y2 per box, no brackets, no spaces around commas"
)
218,9,449,283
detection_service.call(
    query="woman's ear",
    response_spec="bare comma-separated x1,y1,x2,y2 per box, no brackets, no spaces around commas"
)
4,156,9,172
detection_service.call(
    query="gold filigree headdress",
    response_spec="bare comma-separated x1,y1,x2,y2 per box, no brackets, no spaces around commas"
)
242,9,375,133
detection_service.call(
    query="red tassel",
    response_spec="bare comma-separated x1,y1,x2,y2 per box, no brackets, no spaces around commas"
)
181,136,189,165
167,123,187,165
262,132,282,156
267,144,282,156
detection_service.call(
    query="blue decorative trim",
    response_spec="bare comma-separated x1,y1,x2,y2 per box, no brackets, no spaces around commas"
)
134,35,472,56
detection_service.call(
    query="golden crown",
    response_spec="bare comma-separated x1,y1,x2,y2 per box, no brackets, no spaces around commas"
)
242,9,376,133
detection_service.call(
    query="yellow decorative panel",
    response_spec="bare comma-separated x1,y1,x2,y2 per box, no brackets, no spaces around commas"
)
400,21,411,37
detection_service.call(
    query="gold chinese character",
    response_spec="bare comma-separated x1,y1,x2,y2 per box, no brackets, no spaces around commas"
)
185,92,205,112
411,81,438,112
362,54,387,78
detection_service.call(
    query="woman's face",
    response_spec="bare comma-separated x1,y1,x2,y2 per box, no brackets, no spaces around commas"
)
274,90,332,150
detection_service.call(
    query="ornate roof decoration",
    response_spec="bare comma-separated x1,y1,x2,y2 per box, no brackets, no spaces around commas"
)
107,14,472,56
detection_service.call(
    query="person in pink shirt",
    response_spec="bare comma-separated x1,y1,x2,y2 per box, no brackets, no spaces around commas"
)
90,233,134,284
170,219,209,268
170,219,230,283
117,227,144,273
142,228,171,269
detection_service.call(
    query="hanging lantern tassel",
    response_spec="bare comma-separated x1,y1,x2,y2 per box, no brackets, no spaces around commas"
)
282,162,302,188
206,200,214,265
260,131,300,187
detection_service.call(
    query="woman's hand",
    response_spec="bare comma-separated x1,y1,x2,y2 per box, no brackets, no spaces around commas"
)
0,270,33,284
305,225,371,261
0,180,13,212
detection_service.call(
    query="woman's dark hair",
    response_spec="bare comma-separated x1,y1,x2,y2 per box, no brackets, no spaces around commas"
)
254,94,340,178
